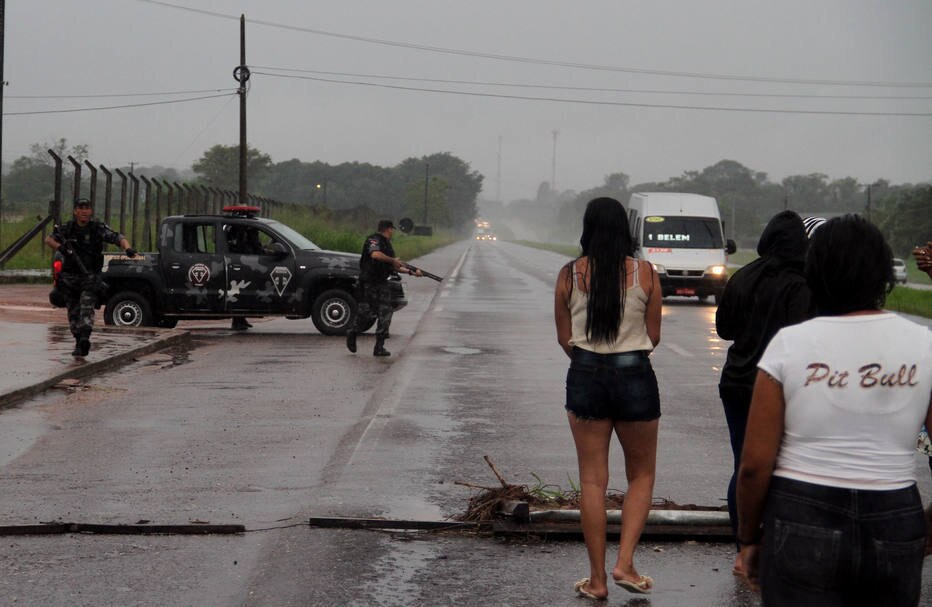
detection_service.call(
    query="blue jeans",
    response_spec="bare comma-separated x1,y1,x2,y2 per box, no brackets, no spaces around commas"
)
719,383,753,545
761,477,926,607
564,347,660,422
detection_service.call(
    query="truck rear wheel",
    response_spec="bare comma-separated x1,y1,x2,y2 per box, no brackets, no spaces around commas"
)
104,291,154,327
311,289,357,336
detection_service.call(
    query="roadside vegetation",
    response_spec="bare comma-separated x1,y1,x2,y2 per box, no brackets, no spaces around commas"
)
512,240,932,319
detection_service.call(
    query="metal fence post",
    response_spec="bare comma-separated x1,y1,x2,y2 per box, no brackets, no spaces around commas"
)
67,156,82,202
140,176,152,251
129,173,140,247
100,165,113,225
181,184,193,214
153,179,163,232
114,169,127,235
84,160,98,206
47,150,63,226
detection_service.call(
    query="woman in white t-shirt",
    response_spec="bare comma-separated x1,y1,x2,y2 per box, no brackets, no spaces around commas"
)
737,215,932,606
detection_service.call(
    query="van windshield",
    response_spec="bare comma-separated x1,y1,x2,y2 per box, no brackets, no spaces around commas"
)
642,216,723,249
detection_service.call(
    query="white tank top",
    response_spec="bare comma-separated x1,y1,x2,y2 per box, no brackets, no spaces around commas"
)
568,258,654,354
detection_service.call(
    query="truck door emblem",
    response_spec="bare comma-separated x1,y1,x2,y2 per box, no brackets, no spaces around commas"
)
188,263,211,286
270,266,292,296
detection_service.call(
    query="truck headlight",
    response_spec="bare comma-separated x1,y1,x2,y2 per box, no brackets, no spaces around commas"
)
706,265,726,276
651,263,666,274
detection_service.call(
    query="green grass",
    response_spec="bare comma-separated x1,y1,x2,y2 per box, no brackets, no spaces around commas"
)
886,286,932,318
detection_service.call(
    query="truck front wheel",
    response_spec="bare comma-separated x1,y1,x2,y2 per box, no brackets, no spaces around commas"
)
311,288,358,336
104,291,154,327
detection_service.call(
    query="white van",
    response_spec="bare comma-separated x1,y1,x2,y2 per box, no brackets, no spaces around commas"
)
627,192,736,304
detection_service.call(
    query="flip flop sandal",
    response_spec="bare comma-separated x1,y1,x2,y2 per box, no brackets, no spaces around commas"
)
614,574,653,594
573,578,606,600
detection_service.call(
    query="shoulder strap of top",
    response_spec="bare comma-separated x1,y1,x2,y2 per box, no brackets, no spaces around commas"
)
630,258,640,288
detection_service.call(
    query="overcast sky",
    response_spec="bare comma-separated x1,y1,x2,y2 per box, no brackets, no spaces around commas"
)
4,0,931,203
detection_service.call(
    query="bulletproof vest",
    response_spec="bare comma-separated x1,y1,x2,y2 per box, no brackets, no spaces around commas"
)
359,233,394,283
61,221,105,274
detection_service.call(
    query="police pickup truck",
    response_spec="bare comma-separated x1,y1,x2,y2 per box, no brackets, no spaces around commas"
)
98,206,405,334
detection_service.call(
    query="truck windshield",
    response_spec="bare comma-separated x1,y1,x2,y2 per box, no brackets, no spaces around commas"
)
642,216,724,249
265,220,321,250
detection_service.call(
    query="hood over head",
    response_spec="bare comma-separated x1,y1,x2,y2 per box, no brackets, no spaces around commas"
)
757,211,807,261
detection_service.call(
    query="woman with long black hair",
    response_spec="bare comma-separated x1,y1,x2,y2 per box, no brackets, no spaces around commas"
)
554,197,662,599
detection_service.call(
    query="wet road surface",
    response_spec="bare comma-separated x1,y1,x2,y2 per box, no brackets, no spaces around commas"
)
0,242,930,606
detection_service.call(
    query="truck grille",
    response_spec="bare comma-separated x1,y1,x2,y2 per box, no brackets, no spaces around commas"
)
667,269,705,277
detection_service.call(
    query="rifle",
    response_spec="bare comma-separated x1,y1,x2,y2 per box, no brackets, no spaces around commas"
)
400,262,443,282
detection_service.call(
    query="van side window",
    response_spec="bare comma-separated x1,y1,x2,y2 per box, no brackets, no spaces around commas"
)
174,223,216,254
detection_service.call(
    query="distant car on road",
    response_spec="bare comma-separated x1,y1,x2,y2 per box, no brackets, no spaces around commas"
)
475,232,497,241
892,257,908,284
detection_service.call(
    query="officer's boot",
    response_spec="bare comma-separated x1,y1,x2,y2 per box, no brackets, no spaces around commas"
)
345,331,357,353
73,330,91,358
373,336,390,357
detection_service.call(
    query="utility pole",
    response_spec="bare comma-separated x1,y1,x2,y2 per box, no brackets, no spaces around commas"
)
423,162,430,224
496,135,502,203
551,130,558,198
234,14,249,204
0,0,5,249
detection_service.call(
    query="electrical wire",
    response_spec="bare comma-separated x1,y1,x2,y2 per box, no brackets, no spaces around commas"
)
7,88,237,99
251,71,932,117
253,66,932,101
134,0,932,89
4,92,237,116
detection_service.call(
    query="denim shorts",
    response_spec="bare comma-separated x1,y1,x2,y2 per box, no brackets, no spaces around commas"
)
760,476,925,607
564,347,660,422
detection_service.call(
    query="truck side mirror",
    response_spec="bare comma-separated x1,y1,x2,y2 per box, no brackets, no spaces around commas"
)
725,239,737,255
263,242,288,257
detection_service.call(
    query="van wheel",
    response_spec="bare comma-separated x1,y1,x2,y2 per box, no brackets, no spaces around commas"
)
311,289,356,336
104,291,154,327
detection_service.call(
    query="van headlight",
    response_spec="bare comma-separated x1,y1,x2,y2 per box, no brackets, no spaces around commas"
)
706,265,726,276
651,263,666,274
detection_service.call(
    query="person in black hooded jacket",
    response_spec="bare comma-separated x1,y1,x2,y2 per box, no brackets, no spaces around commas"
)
715,210,812,575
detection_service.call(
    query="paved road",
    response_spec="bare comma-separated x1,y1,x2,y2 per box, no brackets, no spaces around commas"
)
0,241,929,606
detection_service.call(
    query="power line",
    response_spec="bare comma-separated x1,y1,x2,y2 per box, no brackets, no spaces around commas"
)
253,66,932,101
7,87,237,99
3,92,236,116
251,71,932,117
135,0,932,89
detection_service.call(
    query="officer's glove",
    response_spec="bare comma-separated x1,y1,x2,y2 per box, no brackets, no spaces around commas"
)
124,248,138,258
59,245,75,257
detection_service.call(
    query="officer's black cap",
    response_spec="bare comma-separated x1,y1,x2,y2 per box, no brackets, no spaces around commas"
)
74,197,93,208
378,219,395,231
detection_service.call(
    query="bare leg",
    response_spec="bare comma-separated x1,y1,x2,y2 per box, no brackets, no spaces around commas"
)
567,412,614,599
611,419,658,587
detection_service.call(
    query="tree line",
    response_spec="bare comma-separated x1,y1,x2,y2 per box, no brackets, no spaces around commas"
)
480,159,930,257
1,140,483,235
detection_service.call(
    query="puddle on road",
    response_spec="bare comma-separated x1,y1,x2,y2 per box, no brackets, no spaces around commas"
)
0,407,47,467
441,346,482,355
368,534,440,604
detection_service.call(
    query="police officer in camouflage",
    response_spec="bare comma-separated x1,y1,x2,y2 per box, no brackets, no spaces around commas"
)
346,219,421,357
45,198,137,357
